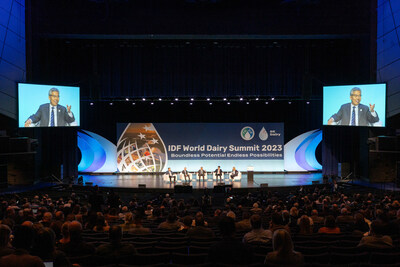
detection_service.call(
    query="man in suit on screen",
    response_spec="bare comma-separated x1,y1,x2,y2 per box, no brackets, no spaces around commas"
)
327,87,379,126
24,88,75,127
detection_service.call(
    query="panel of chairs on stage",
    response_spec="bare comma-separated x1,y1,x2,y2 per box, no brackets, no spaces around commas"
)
163,168,242,184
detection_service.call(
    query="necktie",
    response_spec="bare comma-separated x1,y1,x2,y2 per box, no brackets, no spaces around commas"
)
50,107,55,126
351,106,355,126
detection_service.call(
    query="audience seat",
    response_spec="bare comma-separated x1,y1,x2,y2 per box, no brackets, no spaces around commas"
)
369,252,400,264
329,252,369,265
171,252,208,265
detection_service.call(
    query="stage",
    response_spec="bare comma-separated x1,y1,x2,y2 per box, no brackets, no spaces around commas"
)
79,172,324,189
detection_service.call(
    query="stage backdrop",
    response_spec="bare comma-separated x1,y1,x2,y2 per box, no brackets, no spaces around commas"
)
116,123,284,172
77,123,322,173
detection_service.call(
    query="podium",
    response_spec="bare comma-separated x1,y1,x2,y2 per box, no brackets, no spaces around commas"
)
247,166,254,182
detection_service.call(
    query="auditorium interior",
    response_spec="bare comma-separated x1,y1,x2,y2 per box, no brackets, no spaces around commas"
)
0,0,400,266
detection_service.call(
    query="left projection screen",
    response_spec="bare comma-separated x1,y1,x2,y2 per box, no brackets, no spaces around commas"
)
18,83,80,127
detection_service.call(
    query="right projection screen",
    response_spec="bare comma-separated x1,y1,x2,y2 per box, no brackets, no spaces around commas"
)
323,83,386,127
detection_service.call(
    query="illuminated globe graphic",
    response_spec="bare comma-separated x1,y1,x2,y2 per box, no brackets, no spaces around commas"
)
117,123,167,172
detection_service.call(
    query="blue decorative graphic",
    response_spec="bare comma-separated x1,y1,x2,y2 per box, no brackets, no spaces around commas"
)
284,129,322,171
78,130,117,172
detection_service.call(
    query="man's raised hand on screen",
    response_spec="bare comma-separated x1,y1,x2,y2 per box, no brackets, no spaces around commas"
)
369,103,375,113
24,119,32,127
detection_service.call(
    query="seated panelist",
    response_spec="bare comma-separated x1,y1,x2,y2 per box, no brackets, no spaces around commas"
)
198,167,206,182
230,167,239,180
214,166,223,183
165,167,176,183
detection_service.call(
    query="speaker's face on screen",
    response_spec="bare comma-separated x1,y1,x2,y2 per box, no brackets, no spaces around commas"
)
350,90,361,106
49,91,60,106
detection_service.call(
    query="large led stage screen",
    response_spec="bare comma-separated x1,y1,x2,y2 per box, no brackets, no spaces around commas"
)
323,83,386,127
116,123,284,172
18,83,80,127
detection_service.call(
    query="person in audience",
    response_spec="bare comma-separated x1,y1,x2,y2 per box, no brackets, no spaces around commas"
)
264,229,304,266
243,214,272,244
208,209,222,227
50,211,65,240
158,212,182,230
59,221,96,257
298,215,313,235
178,215,192,234
128,214,151,234
39,212,53,228
336,208,354,224
95,225,137,257
350,213,369,235
31,227,71,267
269,212,290,233
318,215,341,234
93,214,110,232
0,224,45,267
358,220,394,249
250,203,262,214
310,209,324,224
120,212,135,232
0,224,14,257
186,212,215,239
207,216,253,265
236,212,252,232
57,222,70,246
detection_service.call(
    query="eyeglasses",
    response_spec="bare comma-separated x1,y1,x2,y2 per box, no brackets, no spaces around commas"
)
49,95,60,98
351,94,361,97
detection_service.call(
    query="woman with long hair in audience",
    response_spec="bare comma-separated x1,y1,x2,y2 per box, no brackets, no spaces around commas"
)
318,215,341,234
298,215,313,235
264,229,304,266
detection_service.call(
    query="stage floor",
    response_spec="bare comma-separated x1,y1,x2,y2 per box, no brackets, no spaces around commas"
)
80,173,323,189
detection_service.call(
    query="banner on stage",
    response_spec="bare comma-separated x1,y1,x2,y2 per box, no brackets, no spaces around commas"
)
116,123,284,172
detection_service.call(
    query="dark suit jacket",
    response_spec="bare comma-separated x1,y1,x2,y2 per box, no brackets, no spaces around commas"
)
182,170,189,177
214,168,223,175
29,103,75,126
165,171,174,177
331,103,379,126
198,169,206,175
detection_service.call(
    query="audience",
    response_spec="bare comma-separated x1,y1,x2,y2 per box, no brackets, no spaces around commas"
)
0,183,399,266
